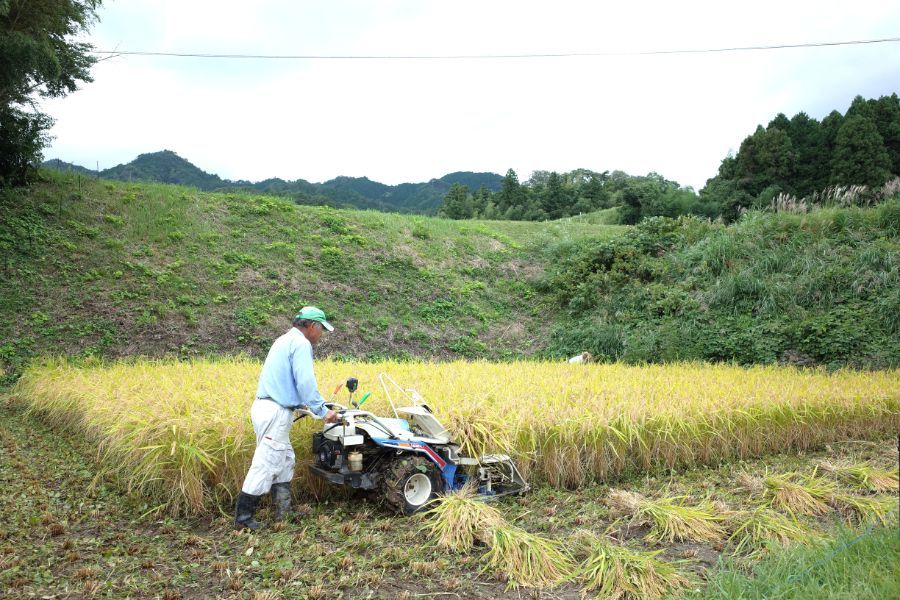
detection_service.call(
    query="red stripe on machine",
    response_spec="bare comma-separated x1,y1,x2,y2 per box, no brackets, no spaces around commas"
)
419,444,446,468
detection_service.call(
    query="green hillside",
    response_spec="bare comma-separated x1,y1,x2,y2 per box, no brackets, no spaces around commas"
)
2,170,897,383
0,170,620,382
544,202,900,368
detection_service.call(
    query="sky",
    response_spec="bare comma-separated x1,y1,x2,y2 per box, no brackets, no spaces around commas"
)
41,0,900,190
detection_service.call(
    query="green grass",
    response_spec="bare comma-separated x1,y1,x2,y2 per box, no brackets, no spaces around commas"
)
3,170,898,380
555,206,622,225
688,522,900,599
0,171,624,382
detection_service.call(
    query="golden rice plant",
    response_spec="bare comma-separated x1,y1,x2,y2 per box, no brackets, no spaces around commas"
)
607,489,726,543
817,461,900,493
420,486,505,553
725,506,815,556
481,524,573,589
574,532,690,600
11,357,900,514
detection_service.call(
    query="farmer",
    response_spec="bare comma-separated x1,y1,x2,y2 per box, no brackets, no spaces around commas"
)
234,306,339,530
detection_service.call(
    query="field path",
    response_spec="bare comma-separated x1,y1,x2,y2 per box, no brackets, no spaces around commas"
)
0,404,242,598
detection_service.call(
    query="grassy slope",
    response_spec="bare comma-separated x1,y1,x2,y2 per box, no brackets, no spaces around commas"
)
3,172,898,378
0,171,623,381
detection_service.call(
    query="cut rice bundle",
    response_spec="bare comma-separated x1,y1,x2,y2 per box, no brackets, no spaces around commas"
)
759,472,837,517
481,524,574,589
828,493,898,526
726,506,815,556
818,461,900,493
606,489,726,543
575,532,690,600
420,486,505,553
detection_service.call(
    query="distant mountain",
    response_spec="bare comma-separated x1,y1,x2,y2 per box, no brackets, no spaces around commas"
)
100,150,224,190
43,150,503,214
42,159,95,177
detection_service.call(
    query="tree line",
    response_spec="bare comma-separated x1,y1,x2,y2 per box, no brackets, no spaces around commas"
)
700,94,900,221
439,168,704,224
440,94,900,223
2,3,898,228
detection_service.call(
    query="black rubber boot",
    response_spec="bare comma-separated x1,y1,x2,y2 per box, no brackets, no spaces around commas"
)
271,482,292,521
234,491,263,530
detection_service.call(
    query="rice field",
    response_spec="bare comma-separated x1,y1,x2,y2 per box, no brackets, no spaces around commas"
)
10,357,899,515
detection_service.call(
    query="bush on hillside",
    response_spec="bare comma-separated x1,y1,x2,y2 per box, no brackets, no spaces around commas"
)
543,200,900,368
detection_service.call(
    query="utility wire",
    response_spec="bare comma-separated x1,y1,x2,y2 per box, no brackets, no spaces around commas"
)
89,36,900,60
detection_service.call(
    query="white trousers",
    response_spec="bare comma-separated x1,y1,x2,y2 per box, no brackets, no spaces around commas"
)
240,399,296,496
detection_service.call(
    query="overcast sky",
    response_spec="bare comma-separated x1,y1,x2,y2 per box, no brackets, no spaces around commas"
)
41,0,900,190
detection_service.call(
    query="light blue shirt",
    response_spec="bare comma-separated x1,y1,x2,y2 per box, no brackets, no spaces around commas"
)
255,328,328,417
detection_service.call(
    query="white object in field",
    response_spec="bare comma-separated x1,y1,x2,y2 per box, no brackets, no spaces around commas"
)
568,352,593,364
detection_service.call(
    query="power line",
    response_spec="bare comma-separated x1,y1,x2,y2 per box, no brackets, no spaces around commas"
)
90,36,900,60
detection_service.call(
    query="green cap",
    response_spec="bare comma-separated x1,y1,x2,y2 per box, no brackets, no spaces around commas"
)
294,306,334,331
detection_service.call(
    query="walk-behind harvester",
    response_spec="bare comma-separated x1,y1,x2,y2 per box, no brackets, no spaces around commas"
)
296,374,528,514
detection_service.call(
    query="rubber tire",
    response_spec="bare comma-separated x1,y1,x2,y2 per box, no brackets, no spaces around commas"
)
382,455,441,515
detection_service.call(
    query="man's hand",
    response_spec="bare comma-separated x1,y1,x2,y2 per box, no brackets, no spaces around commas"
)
323,409,339,424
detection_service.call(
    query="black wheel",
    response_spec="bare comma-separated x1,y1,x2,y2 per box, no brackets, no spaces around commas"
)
382,455,441,515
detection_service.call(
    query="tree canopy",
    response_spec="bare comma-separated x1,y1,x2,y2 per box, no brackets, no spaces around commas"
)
0,0,100,186
700,94,900,218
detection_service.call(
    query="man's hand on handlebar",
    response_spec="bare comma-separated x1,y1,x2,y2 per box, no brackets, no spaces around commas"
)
323,409,339,424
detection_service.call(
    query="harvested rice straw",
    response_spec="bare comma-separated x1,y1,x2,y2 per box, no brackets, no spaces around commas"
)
481,524,573,589
606,489,726,543
420,486,504,552
726,506,815,556
818,461,900,493
575,531,690,600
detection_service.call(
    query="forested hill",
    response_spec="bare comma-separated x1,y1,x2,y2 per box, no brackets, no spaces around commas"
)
43,150,503,213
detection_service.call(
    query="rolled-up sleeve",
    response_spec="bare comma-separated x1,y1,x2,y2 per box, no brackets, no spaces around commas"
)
291,344,327,417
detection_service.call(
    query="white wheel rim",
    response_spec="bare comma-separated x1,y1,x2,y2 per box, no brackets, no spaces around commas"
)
404,473,432,506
